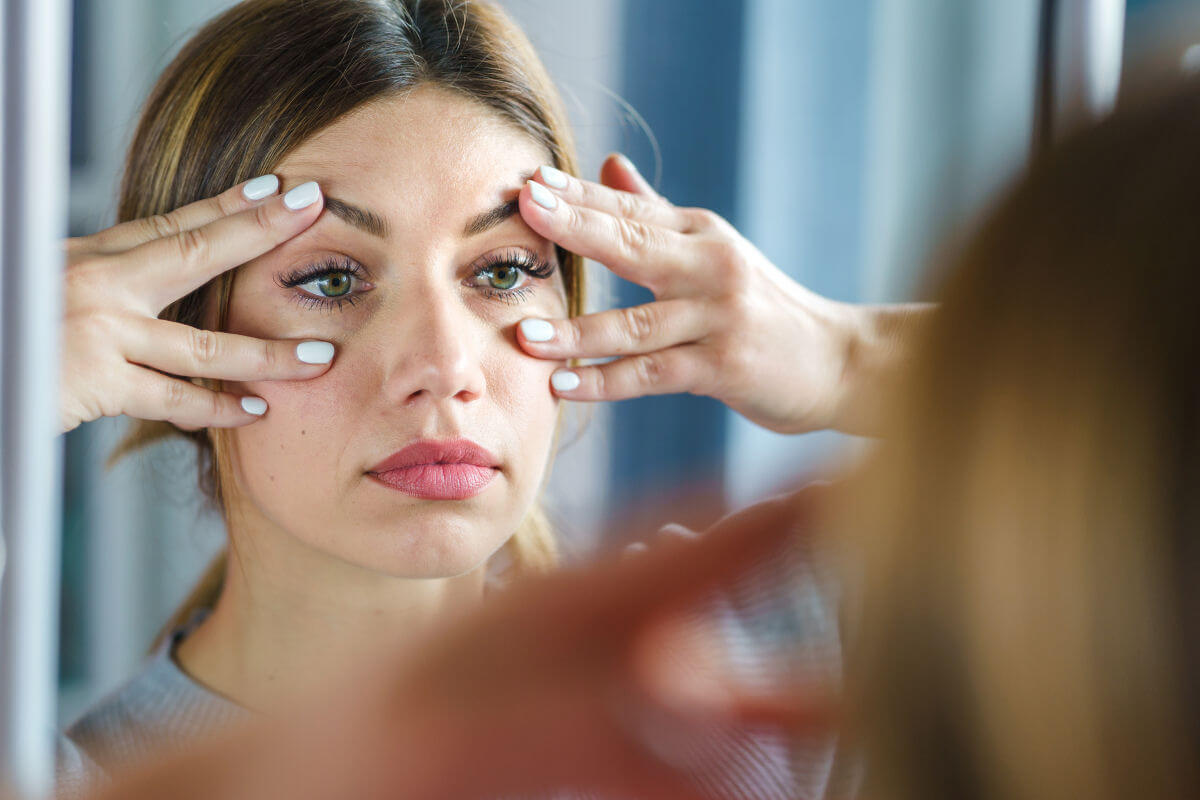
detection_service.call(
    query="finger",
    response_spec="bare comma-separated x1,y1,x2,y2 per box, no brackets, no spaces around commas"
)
122,318,336,382
600,152,663,200
519,181,690,294
78,175,281,256
532,165,688,231
121,367,271,429
518,300,709,362
600,488,813,620
548,346,708,402
118,181,324,313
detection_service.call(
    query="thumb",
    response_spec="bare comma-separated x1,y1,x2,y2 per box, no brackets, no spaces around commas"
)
600,152,663,200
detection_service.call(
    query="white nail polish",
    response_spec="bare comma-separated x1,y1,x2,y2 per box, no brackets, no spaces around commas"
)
540,165,568,189
519,318,555,343
241,396,268,415
551,370,580,392
283,181,321,210
242,174,279,201
296,340,335,364
528,180,558,211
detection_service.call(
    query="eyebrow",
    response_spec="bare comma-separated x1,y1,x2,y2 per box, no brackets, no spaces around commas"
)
324,197,389,238
464,199,520,236
322,195,521,239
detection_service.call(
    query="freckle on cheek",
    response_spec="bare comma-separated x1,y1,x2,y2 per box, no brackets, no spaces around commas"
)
301,430,306,436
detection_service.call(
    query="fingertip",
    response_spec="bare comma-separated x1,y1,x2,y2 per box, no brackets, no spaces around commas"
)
518,181,557,232
535,164,570,190
240,396,268,416
550,370,581,393
241,174,280,202
518,318,556,345
601,152,658,198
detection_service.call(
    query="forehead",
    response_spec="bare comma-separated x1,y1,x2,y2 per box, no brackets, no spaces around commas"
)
276,86,551,234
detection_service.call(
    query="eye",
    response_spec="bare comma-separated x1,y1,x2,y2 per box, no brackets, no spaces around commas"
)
482,262,527,292
275,256,373,311
467,249,556,304
302,270,355,298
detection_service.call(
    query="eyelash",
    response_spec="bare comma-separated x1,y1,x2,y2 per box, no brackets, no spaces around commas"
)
469,249,556,305
275,256,369,312
274,249,558,311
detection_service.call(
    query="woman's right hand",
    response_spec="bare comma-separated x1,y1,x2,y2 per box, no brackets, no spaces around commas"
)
60,176,330,435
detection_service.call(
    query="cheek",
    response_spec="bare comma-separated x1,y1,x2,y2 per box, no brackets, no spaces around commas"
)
226,367,368,498
484,341,562,467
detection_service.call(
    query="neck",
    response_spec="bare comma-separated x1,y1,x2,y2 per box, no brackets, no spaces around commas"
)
176,505,486,712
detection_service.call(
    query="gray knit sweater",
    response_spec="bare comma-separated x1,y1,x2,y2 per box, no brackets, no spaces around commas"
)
57,615,247,796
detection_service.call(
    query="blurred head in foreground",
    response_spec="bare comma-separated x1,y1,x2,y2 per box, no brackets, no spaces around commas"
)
841,81,1200,799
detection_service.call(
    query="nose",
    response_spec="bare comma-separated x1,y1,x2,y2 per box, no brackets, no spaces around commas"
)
379,287,486,406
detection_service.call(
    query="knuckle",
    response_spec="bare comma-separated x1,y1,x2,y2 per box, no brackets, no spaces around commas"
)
615,218,658,261
215,189,243,218
615,191,646,220
634,352,669,387
189,328,221,365
703,239,747,290
64,255,105,292
163,378,189,411
146,213,181,240
258,338,280,373
621,304,659,345
175,227,209,268
685,207,723,231
252,201,275,234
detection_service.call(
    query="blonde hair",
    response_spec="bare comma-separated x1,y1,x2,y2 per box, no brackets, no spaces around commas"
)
839,81,1200,800
111,0,582,639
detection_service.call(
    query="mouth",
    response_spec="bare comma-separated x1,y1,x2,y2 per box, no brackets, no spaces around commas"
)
366,439,500,501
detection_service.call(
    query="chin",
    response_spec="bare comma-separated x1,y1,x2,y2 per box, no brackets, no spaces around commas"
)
349,514,513,579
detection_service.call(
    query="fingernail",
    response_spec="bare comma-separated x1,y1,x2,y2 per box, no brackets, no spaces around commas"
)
283,181,321,211
241,396,268,415
623,542,649,557
539,165,569,189
528,180,558,211
295,340,335,364
519,318,555,343
551,370,580,392
242,174,279,201
616,153,639,175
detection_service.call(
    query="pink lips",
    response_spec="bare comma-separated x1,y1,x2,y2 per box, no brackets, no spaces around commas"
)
367,439,499,500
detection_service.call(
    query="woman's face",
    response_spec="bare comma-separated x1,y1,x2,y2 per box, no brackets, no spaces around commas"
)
223,87,566,579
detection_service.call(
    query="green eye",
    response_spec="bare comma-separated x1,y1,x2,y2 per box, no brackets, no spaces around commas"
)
488,265,521,291
316,271,353,297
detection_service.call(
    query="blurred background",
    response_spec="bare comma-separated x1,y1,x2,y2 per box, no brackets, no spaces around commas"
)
56,0,1200,724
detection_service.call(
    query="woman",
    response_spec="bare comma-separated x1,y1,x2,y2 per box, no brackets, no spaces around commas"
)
58,0,915,795
840,81,1200,799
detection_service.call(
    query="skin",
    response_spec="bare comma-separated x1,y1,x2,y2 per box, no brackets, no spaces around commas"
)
177,86,568,708
514,155,931,437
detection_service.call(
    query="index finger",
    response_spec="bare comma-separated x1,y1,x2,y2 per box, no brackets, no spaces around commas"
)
119,181,324,314
76,174,282,256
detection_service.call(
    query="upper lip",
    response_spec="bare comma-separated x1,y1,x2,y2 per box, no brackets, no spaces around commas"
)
367,438,499,473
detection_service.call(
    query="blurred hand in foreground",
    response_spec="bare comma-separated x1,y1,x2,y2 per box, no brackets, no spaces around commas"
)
84,489,834,800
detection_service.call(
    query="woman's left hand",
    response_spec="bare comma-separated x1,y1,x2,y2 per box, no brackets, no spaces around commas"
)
517,155,927,436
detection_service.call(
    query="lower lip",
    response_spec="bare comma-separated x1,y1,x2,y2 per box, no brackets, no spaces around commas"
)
368,464,497,500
